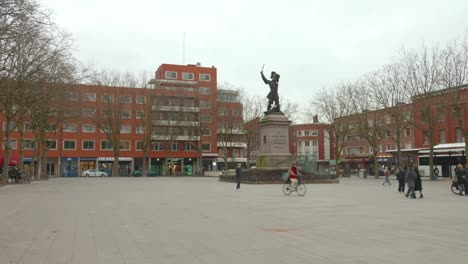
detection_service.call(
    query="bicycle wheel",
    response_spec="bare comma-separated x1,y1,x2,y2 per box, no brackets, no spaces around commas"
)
297,184,307,196
451,182,461,195
283,183,292,196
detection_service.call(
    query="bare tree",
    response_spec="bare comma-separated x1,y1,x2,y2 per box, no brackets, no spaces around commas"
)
0,0,79,184
310,83,355,167
438,35,468,158
367,63,412,168
400,45,443,180
238,90,263,168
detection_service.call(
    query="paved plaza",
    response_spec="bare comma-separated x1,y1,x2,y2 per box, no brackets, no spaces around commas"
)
0,176,467,264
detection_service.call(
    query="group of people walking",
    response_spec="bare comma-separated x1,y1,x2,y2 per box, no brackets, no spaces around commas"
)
393,164,423,198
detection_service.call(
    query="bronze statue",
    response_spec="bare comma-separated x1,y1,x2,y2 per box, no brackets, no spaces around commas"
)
260,70,280,112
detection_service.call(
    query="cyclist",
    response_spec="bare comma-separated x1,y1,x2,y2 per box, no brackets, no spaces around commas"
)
287,162,302,191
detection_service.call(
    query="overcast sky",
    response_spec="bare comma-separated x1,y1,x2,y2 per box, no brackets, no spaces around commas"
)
41,0,468,119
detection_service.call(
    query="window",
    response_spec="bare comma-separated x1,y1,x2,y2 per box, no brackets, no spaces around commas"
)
232,108,240,116
171,142,179,151
165,71,177,79
297,131,302,136
83,93,96,101
24,123,33,131
456,128,464,143
184,142,195,151
312,141,318,147
203,129,211,136
136,111,145,119
120,111,131,119
201,115,211,122
305,141,310,147
199,87,211,95
3,122,17,131
2,139,17,149
120,95,131,103
119,141,130,151
65,91,78,101
439,129,446,144
64,109,77,118
386,144,392,151
136,96,146,104
136,126,145,134
63,123,77,132
136,141,144,151
24,140,35,149
202,143,211,151
424,134,429,145
102,94,114,102
311,130,318,136
347,147,363,154
101,110,112,118
46,123,57,132
218,123,228,130
385,115,391,124
63,140,76,150
82,124,95,133
182,72,194,80
82,140,95,150
199,74,211,81
200,101,211,108
46,140,57,150
218,108,227,116
152,142,163,151
405,128,411,137
305,130,310,136
82,108,96,118
101,141,112,150
120,125,131,134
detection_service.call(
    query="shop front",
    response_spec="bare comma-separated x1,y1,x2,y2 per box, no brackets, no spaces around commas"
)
61,157,78,177
97,157,133,176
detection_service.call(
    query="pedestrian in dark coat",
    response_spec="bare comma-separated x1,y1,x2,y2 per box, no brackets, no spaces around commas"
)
405,164,416,198
414,165,423,198
396,167,406,193
235,163,242,191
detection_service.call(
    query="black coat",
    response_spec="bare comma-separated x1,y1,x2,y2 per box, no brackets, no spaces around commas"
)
414,169,422,191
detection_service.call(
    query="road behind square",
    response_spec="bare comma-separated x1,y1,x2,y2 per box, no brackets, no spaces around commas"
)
0,177,466,264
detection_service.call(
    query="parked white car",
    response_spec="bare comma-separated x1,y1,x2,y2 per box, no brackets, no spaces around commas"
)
81,169,108,177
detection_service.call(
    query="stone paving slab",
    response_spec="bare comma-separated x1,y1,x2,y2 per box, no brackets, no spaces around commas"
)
0,177,466,264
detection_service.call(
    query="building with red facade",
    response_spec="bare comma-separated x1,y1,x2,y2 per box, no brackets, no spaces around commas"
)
289,115,334,172
0,63,246,177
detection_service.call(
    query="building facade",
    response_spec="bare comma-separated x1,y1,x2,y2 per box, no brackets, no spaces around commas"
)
0,63,246,177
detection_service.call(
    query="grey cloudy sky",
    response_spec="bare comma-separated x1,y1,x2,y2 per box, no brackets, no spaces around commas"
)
42,0,468,114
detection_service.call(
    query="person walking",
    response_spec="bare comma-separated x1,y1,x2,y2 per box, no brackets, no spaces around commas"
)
464,164,468,196
414,165,423,198
382,167,391,186
235,163,242,191
396,167,406,193
405,164,416,198
455,164,464,195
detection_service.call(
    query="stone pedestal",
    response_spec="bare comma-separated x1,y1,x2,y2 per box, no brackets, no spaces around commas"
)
256,112,292,168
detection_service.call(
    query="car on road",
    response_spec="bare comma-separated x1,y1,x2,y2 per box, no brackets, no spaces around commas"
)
81,169,108,177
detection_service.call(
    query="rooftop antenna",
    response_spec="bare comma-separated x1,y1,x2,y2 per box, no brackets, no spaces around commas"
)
183,32,185,65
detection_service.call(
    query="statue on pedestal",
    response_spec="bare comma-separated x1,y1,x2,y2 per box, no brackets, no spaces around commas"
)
260,69,280,112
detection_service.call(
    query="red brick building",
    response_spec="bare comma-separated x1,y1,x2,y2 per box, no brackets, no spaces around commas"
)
1,63,246,177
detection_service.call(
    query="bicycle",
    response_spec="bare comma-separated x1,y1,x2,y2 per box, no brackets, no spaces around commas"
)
282,178,307,196
451,181,465,195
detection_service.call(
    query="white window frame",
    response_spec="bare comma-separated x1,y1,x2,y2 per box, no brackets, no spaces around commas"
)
119,141,131,151
165,71,177,79
63,140,76,150
82,140,95,150
120,125,131,134
199,74,211,81
82,124,95,133
101,141,113,150
101,94,114,103
182,72,194,80
136,95,146,104
202,143,211,152
83,93,96,102
63,123,77,133
120,95,131,103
